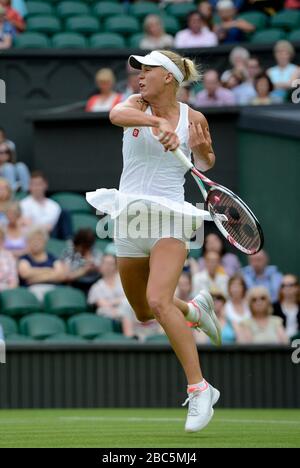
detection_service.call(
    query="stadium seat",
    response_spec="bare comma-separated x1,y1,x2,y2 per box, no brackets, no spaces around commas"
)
46,238,67,258
67,313,114,339
50,192,92,214
90,32,126,48
146,334,170,343
93,332,135,342
44,333,87,342
52,32,88,48
270,9,300,31
94,238,112,253
14,32,51,48
44,286,87,316
65,16,100,35
26,15,62,34
93,2,124,19
288,29,300,42
166,3,196,22
237,11,268,31
0,288,41,317
20,313,66,340
129,2,161,20
250,28,286,44
128,32,144,48
71,212,99,232
0,315,18,337
13,190,28,200
160,15,181,35
5,334,35,342
104,15,140,36
25,1,54,17
56,1,90,19
103,242,116,256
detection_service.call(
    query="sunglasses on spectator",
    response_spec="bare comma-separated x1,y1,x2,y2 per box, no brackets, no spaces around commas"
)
212,295,225,301
251,296,268,303
281,282,298,288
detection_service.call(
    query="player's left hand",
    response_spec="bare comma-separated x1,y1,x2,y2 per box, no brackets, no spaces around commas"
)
188,121,212,157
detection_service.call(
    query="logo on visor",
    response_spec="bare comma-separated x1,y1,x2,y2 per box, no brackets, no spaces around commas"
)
132,128,139,138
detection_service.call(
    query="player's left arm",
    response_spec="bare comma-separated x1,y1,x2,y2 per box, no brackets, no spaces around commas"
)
188,108,215,172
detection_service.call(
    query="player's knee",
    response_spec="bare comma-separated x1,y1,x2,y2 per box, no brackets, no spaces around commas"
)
146,293,170,322
133,305,153,323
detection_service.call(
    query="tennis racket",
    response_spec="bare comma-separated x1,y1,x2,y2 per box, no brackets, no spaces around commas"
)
172,147,264,255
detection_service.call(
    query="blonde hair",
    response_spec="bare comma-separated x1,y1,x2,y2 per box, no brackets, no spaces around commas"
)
143,14,163,34
247,286,273,317
26,226,49,243
274,40,295,58
0,177,12,200
95,68,116,85
6,201,21,217
157,50,201,86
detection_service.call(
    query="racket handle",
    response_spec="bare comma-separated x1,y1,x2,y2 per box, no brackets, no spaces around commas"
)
172,147,193,170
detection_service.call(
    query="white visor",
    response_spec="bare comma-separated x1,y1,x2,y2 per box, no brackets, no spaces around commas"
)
128,51,184,84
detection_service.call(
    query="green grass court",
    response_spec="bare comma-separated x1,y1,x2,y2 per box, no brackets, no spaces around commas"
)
0,408,299,448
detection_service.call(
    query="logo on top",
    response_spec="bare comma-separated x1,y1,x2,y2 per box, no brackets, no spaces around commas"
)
132,128,139,138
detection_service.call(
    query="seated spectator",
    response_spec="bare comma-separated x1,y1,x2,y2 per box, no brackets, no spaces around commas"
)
20,171,61,234
177,82,193,105
198,232,241,276
241,250,283,302
0,0,25,32
87,254,125,320
4,201,27,258
12,0,27,18
237,286,288,344
0,142,30,192
120,297,164,342
224,274,251,324
61,228,101,293
193,250,229,297
214,0,255,44
223,69,246,91
198,1,214,30
233,56,262,105
18,227,66,300
251,72,282,105
193,69,236,107
221,46,250,83
0,177,12,226
119,64,140,102
85,69,122,113
284,0,300,8
176,271,193,302
140,14,174,50
273,274,300,340
0,127,16,161
267,41,298,102
174,11,218,48
0,225,18,290
208,0,245,10
0,4,14,49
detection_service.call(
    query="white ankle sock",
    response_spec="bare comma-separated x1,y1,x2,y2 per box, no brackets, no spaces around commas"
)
186,301,200,323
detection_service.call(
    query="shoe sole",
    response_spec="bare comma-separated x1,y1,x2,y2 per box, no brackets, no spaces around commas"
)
199,290,222,346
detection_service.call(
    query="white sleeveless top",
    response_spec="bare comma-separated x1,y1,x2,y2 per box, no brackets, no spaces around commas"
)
119,102,190,204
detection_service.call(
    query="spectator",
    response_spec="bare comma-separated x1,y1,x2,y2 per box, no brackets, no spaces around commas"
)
193,69,236,107
237,286,288,344
12,0,27,18
223,69,246,91
233,56,262,105
267,40,297,102
0,0,25,32
241,250,283,303
140,14,174,50
208,0,245,10
120,297,164,342
61,228,101,293
284,0,300,8
174,11,218,48
0,225,18,290
221,46,250,83
251,72,281,105
0,127,17,161
224,274,251,324
119,64,140,101
214,0,255,44
176,271,193,302
273,275,300,340
18,226,66,300
193,250,229,297
20,171,61,234
198,1,214,30
177,82,193,105
0,177,12,226
0,4,14,49
212,288,237,343
0,142,30,192
4,201,27,258
85,69,122,113
87,254,125,320
198,232,241,276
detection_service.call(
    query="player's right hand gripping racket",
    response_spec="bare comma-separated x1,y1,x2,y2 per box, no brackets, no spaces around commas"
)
172,147,264,255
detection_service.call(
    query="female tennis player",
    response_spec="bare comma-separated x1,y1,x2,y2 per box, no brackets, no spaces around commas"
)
86,50,221,432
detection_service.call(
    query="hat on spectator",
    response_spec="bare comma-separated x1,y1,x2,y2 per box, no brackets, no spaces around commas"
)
217,0,235,10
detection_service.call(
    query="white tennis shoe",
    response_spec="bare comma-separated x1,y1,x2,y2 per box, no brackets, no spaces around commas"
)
189,290,222,346
182,381,220,432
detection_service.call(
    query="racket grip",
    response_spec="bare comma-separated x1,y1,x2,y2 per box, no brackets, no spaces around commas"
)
172,147,193,170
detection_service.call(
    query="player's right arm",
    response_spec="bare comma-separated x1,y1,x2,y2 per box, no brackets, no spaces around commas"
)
109,94,179,151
